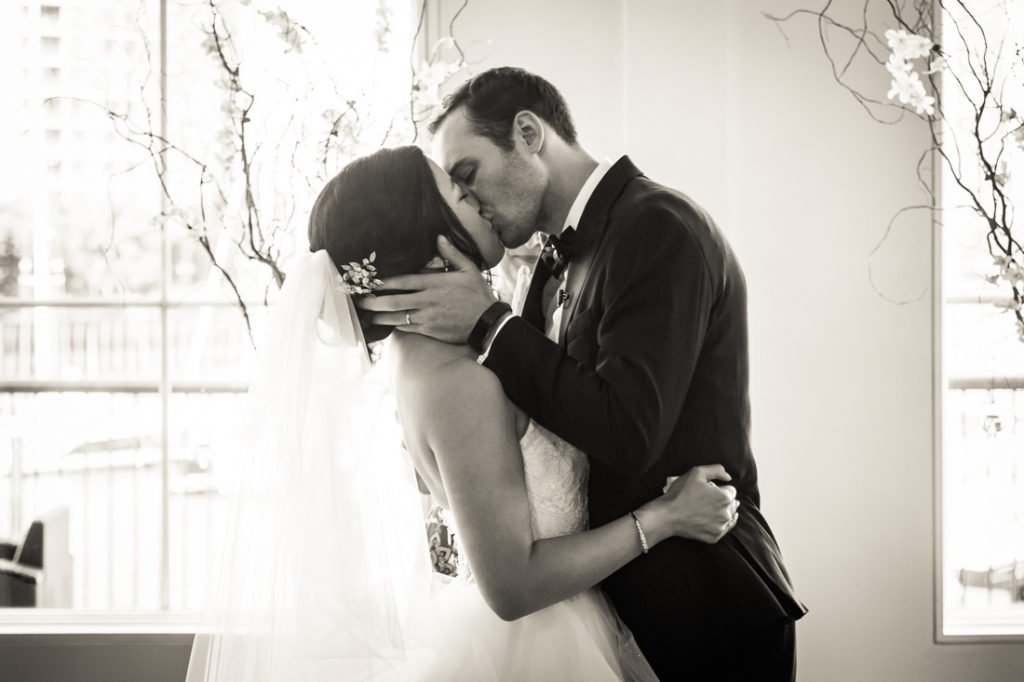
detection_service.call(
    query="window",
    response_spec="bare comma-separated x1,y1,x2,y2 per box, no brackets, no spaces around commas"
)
0,0,414,630
938,1,1024,640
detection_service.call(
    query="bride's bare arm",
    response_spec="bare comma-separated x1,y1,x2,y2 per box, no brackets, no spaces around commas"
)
418,362,735,622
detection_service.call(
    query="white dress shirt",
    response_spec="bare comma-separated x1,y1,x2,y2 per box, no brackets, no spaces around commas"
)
544,159,612,343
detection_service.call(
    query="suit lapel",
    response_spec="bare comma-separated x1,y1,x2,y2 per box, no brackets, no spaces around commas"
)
520,256,549,331
557,156,644,346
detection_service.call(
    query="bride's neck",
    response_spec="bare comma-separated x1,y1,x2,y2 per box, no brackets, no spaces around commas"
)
390,330,477,363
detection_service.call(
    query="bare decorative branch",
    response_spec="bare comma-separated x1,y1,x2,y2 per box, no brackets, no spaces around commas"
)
767,0,1024,342
76,0,471,347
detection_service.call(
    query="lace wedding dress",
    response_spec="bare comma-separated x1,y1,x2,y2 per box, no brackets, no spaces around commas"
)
389,421,658,682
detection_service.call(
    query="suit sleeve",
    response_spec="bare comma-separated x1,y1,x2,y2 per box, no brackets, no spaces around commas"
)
483,206,714,476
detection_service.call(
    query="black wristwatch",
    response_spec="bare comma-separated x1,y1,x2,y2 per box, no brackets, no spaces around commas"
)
468,302,512,353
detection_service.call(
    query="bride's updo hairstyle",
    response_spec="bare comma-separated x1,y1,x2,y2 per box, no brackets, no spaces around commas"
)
308,145,484,343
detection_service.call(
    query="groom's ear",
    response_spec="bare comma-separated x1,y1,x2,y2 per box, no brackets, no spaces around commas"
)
512,111,544,154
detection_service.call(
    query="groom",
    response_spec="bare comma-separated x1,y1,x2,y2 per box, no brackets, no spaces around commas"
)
362,67,806,680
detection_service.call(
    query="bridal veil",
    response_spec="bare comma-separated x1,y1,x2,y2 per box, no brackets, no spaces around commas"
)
186,249,431,682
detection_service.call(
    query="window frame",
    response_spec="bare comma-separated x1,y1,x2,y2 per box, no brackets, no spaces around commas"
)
4,0,179,632
932,1,1024,643
0,0,424,636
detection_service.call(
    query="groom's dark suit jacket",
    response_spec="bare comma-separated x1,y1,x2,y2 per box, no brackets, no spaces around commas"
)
484,156,807,674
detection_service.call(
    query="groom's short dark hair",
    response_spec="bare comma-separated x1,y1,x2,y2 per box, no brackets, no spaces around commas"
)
429,67,578,152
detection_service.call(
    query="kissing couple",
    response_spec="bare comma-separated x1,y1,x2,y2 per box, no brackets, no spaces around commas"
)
187,66,807,682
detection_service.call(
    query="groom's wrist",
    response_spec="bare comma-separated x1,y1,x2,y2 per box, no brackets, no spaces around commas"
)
469,302,513,354
482,310,513,346
475,312,514,365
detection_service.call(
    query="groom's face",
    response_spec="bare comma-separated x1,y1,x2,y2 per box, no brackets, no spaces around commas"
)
433,107,545,250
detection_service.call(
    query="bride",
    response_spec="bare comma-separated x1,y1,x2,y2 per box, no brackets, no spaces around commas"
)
186,145,740,681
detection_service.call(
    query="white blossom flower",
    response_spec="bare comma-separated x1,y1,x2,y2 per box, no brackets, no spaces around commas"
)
888,70,925,104
994,167,1010,189
885,53,913,77
924,55,948,75
887,70,934,115
1013,125,1024,149
997,256,1023,286
914,93,936,116
413,59,461,112
885,28,933,61
883,28,936,115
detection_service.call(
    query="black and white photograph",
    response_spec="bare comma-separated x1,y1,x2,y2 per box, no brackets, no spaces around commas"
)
1,0,1023,680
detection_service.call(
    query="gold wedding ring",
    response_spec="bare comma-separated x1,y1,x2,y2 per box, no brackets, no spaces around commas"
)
405,312,412,326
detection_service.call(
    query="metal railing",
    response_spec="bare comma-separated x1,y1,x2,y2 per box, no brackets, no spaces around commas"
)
2,392,238,612
1,305,251,612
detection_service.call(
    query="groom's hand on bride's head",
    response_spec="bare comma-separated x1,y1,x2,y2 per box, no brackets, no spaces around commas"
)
661,464,740,544
356,235,498,344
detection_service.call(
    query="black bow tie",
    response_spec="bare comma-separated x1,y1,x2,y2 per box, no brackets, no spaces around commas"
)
539,228,577,279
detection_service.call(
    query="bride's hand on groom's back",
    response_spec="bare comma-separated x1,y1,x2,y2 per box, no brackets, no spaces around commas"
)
656,465,740,544
358,236,497,344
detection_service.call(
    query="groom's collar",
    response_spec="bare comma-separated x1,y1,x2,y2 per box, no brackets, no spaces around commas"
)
573,155,644,245
561,159,612,234
553,156,644,344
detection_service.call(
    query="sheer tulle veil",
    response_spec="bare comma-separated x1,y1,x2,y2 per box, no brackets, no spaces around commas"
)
186,249,431,681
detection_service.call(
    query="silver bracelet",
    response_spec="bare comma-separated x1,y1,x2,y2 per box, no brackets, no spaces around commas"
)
630,511,649,554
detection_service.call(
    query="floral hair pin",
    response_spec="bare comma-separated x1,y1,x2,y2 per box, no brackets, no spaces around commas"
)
340,252,384,295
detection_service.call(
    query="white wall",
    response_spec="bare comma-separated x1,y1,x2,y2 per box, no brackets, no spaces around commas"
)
431,0,628,160
437,0,1024,679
